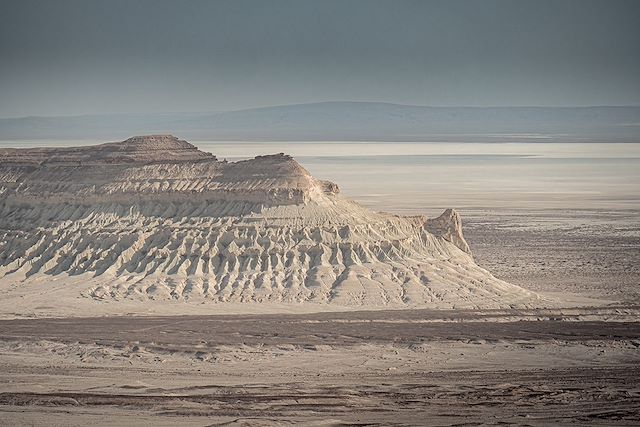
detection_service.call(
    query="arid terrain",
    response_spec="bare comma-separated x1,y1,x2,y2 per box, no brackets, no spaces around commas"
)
466,209,640,303
1,208,638,426
2,0,639,424
0,137,639,425
0,136,544,316
0,306,639,425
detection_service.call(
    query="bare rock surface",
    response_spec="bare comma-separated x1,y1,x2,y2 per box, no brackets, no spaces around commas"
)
0,135,214,165
0,135,544,316
425,208,471,254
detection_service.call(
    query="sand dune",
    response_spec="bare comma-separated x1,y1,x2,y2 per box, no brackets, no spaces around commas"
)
0,135,542,316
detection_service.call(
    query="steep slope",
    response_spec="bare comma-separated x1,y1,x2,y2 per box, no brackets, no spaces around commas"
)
0,135,541,314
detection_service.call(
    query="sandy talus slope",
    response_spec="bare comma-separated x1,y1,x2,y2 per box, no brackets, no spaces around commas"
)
0,135,541,315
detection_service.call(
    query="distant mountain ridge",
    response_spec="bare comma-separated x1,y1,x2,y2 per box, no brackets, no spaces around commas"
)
1,102,639,142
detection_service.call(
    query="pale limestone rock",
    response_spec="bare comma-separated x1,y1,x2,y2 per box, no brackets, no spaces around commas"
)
0,136,540,311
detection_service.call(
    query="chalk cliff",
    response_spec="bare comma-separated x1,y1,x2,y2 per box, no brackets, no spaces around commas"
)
0,136,539,311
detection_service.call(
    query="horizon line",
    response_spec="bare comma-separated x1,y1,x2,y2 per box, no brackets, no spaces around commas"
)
2,101,640,120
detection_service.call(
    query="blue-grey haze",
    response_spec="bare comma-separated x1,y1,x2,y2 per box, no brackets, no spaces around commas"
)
1,0,639,118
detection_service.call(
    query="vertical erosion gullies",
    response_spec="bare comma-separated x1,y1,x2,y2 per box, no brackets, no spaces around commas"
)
0,135,540,308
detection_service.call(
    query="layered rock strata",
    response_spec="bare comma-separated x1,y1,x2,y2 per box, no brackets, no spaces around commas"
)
0,135,539,309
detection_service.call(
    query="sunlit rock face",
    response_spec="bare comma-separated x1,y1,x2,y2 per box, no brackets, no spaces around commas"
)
0,135,539,309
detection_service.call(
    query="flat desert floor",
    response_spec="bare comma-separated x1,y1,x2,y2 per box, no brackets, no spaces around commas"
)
465,209,640,303
1,208,639,426
1,311,639,426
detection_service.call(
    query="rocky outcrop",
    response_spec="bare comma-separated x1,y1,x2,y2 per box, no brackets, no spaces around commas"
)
0,136,540,310
0,136,336,208
0,135,214,166
425,209,471,255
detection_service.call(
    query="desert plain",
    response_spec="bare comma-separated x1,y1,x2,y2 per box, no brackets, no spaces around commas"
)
0,138,638,426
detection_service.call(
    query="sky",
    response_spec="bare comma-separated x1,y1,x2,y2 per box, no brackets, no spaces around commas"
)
1,0,639,118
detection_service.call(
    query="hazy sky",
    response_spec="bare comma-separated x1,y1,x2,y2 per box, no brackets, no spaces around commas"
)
1,0,639,117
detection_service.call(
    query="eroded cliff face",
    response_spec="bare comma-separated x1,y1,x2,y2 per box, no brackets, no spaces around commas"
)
425,209,471,255
0,135,335,208
0,136,539,310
